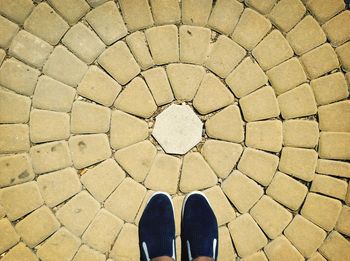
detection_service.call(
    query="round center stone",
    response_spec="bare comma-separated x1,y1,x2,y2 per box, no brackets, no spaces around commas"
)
152,104,203,155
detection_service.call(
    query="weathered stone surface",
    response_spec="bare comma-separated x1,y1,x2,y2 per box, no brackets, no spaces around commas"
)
105,177,146,222
0,15,18,48
73,245,106,261
115,140,157,182
82,209,123,253
0,0,34,24
110,224,140,260
246,0,276,14
308,252,327,261
118,0,153,31
33,75,76,113
172,195,184,236
81,159,125,202
240,86,280,122
0,124,29,153
278,84,317,119
15,206,60,247
134,190,154,227
2,242,38,261
319,231,350,261
24,3,69,45
114,77,157,118
166,63,205,101
180,152,217,193
264,236,304,261
0,49,5,65
201,139,243,178
86,1,127,45
318,101,350,132
317,159,350,178
0,58,40,96
306,0,345,23
37,168,81,207
241,251,268,261
69,134,111,169
322,11,350,46
208,0,243,35
311,174,348,200
319,132,350,160
56,191,100,236
222,170,263,213
0,90,31,124
205,35,246,78
181,0,212,26
228,213,268,257
282,120,319,148
0,181,43,221
150,0,180,25
336,205,350,236
0,218,20,254
266,172,307,210
126,31,154,70
336,42,350,72
145,25,179,65
218,226,236,260
47,0,89,25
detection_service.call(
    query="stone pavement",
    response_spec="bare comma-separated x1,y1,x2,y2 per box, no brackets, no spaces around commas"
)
0,0,350,260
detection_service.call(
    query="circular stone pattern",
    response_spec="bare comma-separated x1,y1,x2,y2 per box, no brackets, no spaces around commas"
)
0,0,349,260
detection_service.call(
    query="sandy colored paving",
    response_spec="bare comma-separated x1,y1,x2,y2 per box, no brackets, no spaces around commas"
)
0,0,350,260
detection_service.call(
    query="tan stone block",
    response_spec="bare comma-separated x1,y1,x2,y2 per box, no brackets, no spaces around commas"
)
218,226,236,260
241,251,268,261
37,168,81,207
0,58,40,96
308,252,327,261
24,3,69,45
208,0,243,35
98,41,140,85
238,148,279,186
145,25,179,65
306,0,345,23
118,0,153,31
0,0,34,24
319,132,350,160
0,49,5,65
0,90,31,124
336,205,350,236
2,242,38,261
201,139,243,178
245,0,277,15
43,46,88,87
0,181,43,221
0,204,4,219
9,30,53,69
166,63,205,101
0,15,18,48
204,186,236,226
69,134,111,169
144,153,181,195
205,105,243,142
142,67,174,106
252,30,294,70
278,84,317,119
311,174,348,200
179,152,217,193
172,195,184,236
286,16,326,55
205,35,246,78
105,177,146,222
0,218,20,254
82,209,123,253
282,120,319,148
47,0,89,25
319,231,350,261
179,25,211,65
240,86,280,122
115,140,157,182
0,124,29,153
126,31,154,70
176,236,181,261
181,0,212,26
15,206,60,247
317,159,350,178
134,190,154,226
246,120,282,153
300,43,339,79
150,0,180,25
336,42,350,71
266,172,307,210
322,11,350,46
318,101,350,132
36,228,81,261
222,170,263,213
73,245,105,261
110,223,140,260
267,58,307,95
228,213,268,257
264,235,304,261
301,193,342,231
284,215,326,257
85,1,127,45
226,57,268,98
114,77,157,118
33,75,76,113
56,191,100,236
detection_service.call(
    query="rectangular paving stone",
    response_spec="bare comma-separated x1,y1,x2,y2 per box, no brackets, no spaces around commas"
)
43,45,88,87
0,153,34,188
246,0,276,14
319,231,350,261
0,15,19,48
322,11,350,46
0,58,40,96
318,101,350,132
319,132,350,160
181,0,212,26
218,226,236,260
316,159,350,178
73,245,105,261
85,1,127,45
336,205,350,236
30,141,72,174
282,119,319,148
37,168,82,207
135,190,154,226
47,0,90,25
15,206,60,247
336,42,350,72
118,0,154,31
311,174,348,200
0,218,20,254
264,235,304,261
98,41,140,85
171,195,184,235
0,124,29,153
24,3,69,45
0,0,34,24
68,134,111,169
150,0,180,25
0,181,43,221
306,0,345,24
110,223,140,260
241,251,268,261
2,242,38,261
0,90,31,123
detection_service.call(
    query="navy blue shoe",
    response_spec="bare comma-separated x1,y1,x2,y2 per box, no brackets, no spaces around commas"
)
139,192,176,261
181,191,218,261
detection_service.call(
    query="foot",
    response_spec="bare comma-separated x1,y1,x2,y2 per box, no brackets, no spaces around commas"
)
139,192,176,261
181,191,218,261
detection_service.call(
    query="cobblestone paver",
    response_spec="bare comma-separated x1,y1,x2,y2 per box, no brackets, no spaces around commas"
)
0,1,349,260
